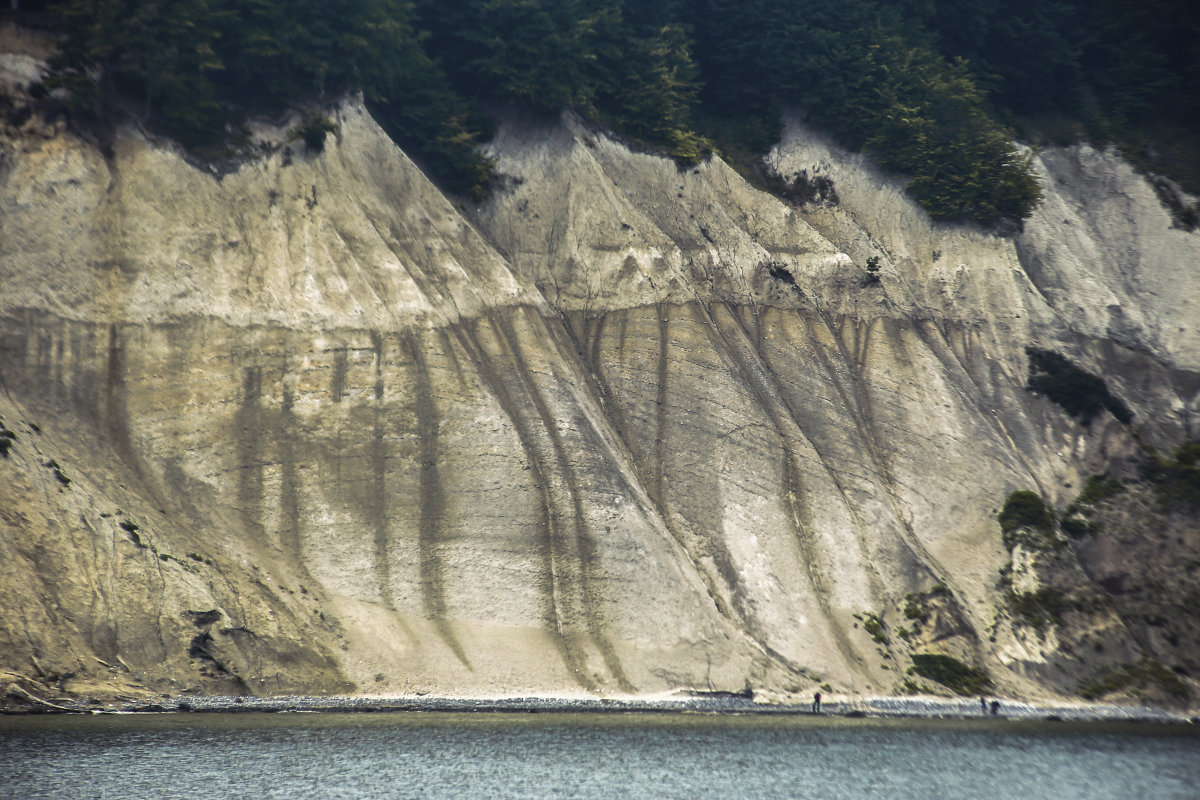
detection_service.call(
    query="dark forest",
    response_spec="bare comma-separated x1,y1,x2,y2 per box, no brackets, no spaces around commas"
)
31,0,1200,224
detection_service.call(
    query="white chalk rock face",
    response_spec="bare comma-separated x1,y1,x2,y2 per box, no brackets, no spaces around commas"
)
0,99,772,698
2,51,1197,704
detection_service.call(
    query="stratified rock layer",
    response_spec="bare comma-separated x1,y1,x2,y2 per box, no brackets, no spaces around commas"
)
2,44,1197,705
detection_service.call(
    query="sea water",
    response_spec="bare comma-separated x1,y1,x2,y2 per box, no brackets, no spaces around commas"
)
2,712,1197,799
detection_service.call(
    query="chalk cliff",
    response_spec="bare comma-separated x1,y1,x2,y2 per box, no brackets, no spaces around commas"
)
2,29,1197,707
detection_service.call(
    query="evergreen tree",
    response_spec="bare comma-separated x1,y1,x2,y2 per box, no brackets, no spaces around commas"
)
41,0,1195,217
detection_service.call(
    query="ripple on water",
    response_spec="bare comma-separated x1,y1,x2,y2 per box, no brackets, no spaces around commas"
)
1,712,1198,800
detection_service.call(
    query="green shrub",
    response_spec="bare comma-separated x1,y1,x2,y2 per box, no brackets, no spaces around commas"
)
1079,658,1190,701
999,490,1053,532
291,117,339,153
1176,441,1200,466
1008,588,1075,630
909,653,992,696
862,612,888,645
665,129,714,166
1026,348,1133,425
903,596,928,624
1060,474,1125,536
1075,474,1126,507
900,584,951,634
998,490,1059,550
1059,515,1094,538
1139,440,1200,510
0,421,15,458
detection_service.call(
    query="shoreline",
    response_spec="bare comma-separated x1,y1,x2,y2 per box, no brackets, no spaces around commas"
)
5,690,1196,724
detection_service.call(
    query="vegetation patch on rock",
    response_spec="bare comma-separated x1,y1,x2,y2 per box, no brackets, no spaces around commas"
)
908,653,991,696
1060,474,1125,538
999,490,1060,551
899,583,950,639
756,167,838,207
1079,658,1190,701
290,117,340,154
1138,440,1200,511
1025,348,1133,425
862,612,888,645
1007,587,1078,631
0,419,16,458
1074,474,1126,508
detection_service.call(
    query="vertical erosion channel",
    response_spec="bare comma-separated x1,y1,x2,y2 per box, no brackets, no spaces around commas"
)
403,331,470,668
104,323,133,465
451,319,594,690
278,355,307,575
369,331,393,610
235,365,266,543
705,302,866,675
655,304,670,509
496,310,635,693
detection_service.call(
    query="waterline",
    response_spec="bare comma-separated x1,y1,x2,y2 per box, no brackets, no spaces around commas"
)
3,712,1197,799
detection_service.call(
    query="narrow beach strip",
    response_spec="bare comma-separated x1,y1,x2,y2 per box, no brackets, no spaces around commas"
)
13,692,1191,724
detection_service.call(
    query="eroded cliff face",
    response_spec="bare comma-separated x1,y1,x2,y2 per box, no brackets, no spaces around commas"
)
2,33,1197,706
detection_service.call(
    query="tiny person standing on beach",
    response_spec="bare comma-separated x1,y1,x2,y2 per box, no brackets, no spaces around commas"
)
812,692,822,713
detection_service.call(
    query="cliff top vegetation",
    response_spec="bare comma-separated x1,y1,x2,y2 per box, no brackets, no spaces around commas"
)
23,0,1200,225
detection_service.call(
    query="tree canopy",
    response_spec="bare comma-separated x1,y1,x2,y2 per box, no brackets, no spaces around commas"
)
38,0,1200,222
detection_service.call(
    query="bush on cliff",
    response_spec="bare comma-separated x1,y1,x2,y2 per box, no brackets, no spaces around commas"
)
998,490,1059,551
1138,440,1200,510
909,653,992,696
1026,348,1133,425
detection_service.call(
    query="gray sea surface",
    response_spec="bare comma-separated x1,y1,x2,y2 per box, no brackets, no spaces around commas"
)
2,711,1198,799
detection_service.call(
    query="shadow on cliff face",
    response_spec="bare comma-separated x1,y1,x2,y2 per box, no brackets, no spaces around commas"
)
182,609,247,694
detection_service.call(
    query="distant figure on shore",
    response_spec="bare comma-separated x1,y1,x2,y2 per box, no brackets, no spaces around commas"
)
990,700,1000,716
980,696,988,713
812,692,822,713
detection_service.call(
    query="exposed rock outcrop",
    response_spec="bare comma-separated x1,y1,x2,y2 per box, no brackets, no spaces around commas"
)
2,30,1197,706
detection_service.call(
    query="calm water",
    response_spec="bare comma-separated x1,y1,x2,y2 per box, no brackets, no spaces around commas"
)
2,712,1198,799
